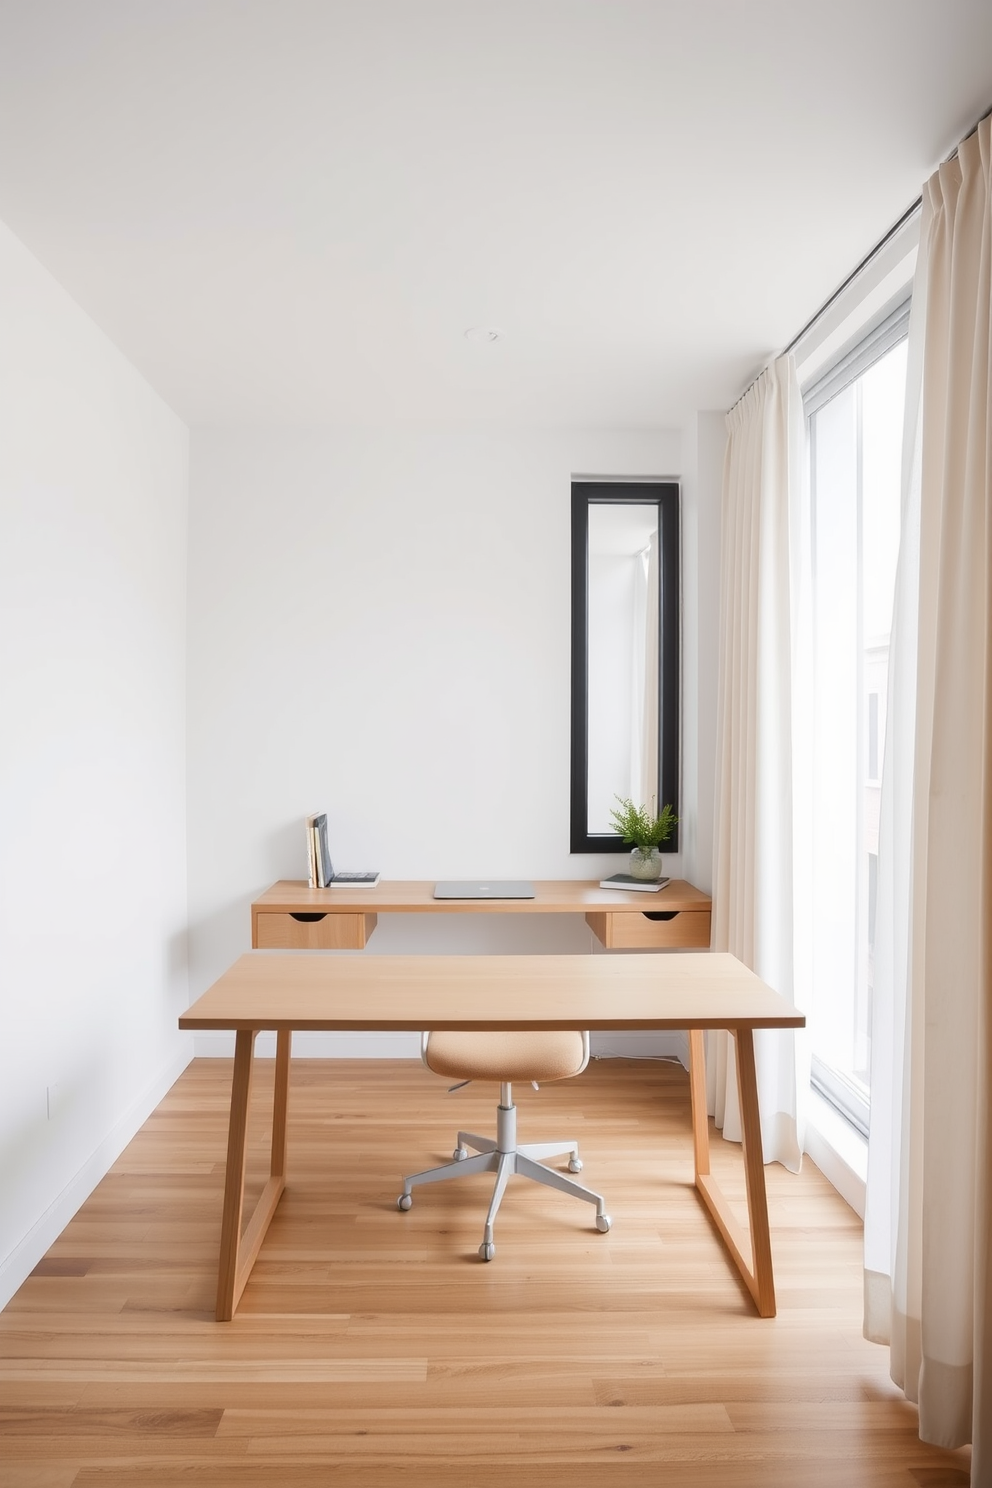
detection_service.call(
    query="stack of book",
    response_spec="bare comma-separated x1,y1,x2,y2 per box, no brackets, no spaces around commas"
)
306,813,380,889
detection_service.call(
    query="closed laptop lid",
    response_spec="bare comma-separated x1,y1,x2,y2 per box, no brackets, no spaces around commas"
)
433,880,536,900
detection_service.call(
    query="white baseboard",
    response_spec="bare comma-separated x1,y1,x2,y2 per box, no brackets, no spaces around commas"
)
192,1030,422,1058
0,1039,194,1310
191,1030,689,1062
803,1089,868,1218
591,1030,689,1064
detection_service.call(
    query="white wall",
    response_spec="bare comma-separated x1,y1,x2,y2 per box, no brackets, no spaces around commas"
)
186,427,689,1053
0,220,190,1304
680,411,726,895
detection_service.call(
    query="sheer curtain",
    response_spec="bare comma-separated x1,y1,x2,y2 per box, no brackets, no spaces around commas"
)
864,115,992,1476
710,353,808,1169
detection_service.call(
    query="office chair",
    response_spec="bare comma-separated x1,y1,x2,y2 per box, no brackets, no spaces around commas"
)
397,1029,611,1260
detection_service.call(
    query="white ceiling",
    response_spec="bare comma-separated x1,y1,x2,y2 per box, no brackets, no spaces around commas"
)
1,1,990,430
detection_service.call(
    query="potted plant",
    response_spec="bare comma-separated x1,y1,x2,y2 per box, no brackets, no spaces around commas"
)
609,796,678,881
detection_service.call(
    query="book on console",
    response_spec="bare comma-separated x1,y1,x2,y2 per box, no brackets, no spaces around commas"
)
305,813,379,889
306,816,319,887
598,874,670,893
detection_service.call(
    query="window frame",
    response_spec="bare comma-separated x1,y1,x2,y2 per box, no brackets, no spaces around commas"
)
801,296,911,1136
803,300,911,417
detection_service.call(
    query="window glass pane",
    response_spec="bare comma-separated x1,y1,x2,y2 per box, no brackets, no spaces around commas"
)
806,333,907,1125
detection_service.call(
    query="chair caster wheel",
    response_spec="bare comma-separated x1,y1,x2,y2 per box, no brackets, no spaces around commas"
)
479,1242,495,1261
568,1156,583,1173
595,1214,612,1233
453,1146,468,1160
397,1194,412,1211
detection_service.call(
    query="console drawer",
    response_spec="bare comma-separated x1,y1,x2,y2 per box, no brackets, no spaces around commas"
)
253,910,377,950
586,909,711,950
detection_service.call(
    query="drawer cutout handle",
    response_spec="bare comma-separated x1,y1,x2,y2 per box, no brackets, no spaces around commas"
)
642,910,678,922
290,912,328,923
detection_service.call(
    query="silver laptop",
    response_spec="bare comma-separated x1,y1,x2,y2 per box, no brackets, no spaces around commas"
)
433,880,536,900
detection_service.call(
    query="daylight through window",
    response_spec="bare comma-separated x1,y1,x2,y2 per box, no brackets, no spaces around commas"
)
804,305,909,1135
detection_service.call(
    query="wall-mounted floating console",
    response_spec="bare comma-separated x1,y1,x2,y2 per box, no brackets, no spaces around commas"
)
251,878,712,952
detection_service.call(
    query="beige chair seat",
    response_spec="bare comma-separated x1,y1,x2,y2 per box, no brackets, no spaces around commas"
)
423,1029,587,1084
399,1026,611,1261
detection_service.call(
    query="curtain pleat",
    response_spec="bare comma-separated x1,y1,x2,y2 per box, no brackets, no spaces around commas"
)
863,114,992,1480
710,354,807,1169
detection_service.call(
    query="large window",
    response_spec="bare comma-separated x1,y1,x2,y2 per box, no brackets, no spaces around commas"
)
804,304,909,1134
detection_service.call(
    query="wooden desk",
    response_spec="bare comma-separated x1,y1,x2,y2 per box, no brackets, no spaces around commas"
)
180,951,803,1322
251,877,713,950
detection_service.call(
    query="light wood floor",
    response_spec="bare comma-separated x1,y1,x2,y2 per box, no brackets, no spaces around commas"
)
0,1056,973,1488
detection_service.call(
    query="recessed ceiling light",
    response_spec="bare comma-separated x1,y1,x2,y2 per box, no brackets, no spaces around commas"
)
464,326,504,343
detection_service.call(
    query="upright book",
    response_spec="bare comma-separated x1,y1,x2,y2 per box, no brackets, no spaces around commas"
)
306,816,318,887
305,813,380,889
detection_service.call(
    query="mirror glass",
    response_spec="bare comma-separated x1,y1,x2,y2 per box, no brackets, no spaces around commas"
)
570,482,679,853
586,503,660,832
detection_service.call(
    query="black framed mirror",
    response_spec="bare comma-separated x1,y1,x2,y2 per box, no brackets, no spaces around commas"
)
570,481,680,854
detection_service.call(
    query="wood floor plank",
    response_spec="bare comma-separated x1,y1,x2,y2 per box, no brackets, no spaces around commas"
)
0,1406,223,1437
0,1469,79,1488
214,1401,736,1436
64,1467,971,1488
0,1056,973,1487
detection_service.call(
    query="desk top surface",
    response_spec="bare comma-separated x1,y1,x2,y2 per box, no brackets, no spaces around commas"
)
180,951,802,1033
253,878,712,915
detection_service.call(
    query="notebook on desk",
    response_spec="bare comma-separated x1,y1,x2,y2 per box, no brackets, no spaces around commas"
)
433,880,536,900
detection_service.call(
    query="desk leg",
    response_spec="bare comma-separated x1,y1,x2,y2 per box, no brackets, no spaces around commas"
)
215,1028,288,1322
690,1028,777,1318
271,1028,292,1178
216,1029,256,1321
688,1029,710,1179
734,1028,776,1317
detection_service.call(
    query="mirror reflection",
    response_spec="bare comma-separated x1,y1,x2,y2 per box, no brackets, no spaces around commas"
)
587,504,659,832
